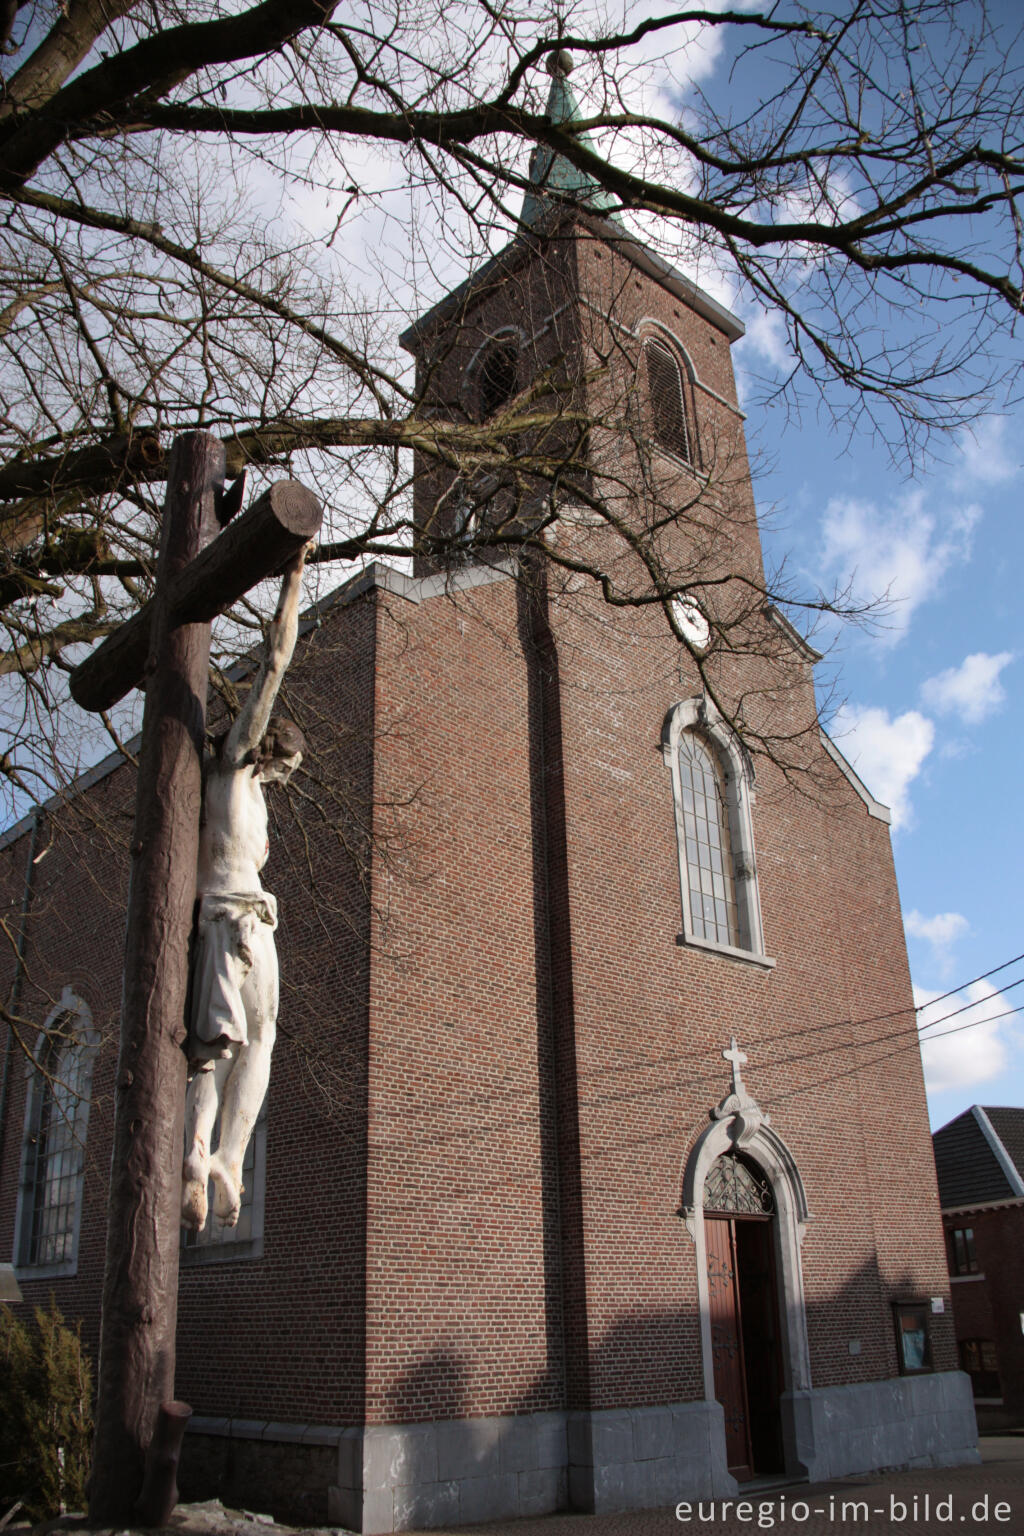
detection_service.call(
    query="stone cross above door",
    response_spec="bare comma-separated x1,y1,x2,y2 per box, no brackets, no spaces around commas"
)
722,1035,748,1099
713,1036,768,1145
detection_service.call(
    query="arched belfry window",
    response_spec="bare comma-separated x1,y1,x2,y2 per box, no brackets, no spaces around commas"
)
14,989,96,1278
477,340,519,419
663,698,771,965
642,336,694,465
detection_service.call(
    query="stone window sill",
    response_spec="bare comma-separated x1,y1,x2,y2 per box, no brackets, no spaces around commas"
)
180,1235,263,1267
13,1258,77,1282
676,932,776,970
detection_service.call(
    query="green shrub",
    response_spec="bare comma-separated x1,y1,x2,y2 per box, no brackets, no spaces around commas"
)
0,1300,93,1520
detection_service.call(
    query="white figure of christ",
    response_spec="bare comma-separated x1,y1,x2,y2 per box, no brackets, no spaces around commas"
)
181,541,312,1232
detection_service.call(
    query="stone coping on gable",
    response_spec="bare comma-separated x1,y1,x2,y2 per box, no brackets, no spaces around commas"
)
819,729,892,823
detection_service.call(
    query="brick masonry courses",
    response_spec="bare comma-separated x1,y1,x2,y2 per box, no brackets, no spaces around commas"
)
0,216,975,1529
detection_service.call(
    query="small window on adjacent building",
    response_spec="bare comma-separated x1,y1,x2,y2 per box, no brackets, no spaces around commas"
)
15,990,95,1278
478,341,519,419
958,1338,1001,1399
643,338,693,464
949,1226,979,1275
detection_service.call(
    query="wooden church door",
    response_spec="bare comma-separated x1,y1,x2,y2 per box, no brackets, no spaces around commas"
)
706,1214,753,1479
704,1153,785,1482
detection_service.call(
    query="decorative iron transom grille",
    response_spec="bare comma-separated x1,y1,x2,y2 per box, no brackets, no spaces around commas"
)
703,1153,775,1216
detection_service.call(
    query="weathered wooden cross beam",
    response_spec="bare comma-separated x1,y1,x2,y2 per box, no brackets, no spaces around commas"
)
71,473,321,712
70,432,322,1524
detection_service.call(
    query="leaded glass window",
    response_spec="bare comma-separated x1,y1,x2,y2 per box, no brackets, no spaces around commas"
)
19,1015,89,1269
678,732,740,947
704,1153,775,1216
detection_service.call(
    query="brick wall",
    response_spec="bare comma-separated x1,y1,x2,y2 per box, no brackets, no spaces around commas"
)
944,1204,1024,1422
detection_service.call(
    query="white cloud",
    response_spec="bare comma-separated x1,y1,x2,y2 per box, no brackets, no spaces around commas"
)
818,490,980,642
905,910,970,948
742,307,791,371
904,910,969,978
831,704,934,829
956,415,1021,488
917,980,1013,1096
920,651,1014,725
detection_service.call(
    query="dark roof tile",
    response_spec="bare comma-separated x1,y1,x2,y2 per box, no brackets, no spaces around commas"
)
932,1107,1015,1207
981,1106,1024,1184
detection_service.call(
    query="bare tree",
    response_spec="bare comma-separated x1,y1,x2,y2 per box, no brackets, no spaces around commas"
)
0,0,1021,810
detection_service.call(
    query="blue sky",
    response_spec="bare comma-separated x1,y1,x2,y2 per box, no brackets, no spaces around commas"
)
685,4,1024,1133
749,382,1023,1131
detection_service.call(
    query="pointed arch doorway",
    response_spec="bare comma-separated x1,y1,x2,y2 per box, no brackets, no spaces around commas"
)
704,1152,785,1481
680,1039,814,1487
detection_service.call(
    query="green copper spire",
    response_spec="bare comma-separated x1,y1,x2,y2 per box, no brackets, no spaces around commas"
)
520,51,622,228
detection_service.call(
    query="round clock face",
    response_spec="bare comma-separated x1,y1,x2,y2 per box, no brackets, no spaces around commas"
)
671,596,711,652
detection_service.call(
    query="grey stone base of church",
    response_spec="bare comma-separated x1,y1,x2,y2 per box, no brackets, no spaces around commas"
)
784,1371,980,1483
326,1401,733,1531
186,1373,978,1532
566,1401,735,1514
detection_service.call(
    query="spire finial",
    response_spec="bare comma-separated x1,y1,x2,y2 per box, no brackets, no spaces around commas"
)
520,48,622,230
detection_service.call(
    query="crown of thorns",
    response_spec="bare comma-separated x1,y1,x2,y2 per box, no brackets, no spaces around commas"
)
259,714,305,762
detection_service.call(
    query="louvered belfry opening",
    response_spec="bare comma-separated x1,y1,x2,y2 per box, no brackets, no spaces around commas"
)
478,341,519,418
643,337,692,463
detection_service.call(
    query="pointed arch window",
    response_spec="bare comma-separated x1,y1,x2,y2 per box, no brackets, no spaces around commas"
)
663,698,772,966
642,337,694,465
678,732,740,948
14,990,96,1278
478,340,519,420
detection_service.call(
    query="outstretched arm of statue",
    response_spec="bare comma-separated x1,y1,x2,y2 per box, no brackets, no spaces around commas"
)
223,541,314,768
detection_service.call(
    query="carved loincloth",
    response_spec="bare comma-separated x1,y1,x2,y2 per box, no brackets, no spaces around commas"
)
188,890,278,1069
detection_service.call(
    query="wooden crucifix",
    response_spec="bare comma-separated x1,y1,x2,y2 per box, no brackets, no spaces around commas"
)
69,432,322,1525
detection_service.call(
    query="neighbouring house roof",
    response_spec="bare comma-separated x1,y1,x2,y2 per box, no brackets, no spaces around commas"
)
933,1105,1024,1209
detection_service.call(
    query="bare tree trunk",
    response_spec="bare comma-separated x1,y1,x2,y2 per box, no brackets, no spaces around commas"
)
89,432,223,1523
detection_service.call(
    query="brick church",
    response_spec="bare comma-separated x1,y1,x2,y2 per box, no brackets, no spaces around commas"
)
0,55,976,1532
